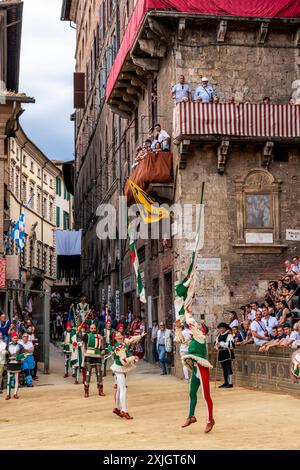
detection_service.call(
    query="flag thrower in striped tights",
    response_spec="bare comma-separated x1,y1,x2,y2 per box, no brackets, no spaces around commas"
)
128,221,146,304
128,179,170,224
174,182,205,322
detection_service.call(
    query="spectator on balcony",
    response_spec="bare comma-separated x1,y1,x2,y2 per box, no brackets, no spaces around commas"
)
276,279,284,297
154,142,162,154
250,310,269,346
194,77,215,103
228,311,239,329
289,321,300,347
228,96,235,104
231,325,239,341
153,123,170,152
261,306,278,335
241,304,255,322
250,302,259,320
284,259,296,275
235,321,253,345
263,96,271,104
171,75,191,103
292,256,300,273
278,300,292,326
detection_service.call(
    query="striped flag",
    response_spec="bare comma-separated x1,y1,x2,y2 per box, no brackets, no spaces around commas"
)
128,222,146,304
10,213,26,253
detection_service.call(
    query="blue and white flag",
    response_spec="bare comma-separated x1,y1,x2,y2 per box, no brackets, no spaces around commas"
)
10,213,26,253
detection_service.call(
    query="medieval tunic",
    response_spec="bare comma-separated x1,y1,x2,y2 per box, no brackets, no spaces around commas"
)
83,332,105,389
7,343,25,372
215,330,235,386
175,311,214,424
109,334,144,414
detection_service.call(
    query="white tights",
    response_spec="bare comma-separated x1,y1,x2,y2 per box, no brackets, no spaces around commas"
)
114,372,127,412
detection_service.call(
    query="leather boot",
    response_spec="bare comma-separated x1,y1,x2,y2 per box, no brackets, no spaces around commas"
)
98,384,105,396
84,384,89,398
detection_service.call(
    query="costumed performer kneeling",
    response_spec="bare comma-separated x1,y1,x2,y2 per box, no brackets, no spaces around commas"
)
175,309,215,433
108,330,147,420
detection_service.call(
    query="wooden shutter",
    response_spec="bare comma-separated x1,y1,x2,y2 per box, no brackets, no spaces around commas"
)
73,72,85,109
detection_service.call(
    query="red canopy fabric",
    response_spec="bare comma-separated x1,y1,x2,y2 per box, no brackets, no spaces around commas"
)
106,0,300,101
124,151,173,204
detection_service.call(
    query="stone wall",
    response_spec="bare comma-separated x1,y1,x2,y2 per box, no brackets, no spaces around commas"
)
171,342,299,393
208,344,299,394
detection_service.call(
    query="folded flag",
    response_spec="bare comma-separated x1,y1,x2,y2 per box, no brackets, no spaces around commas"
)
129,180,170,224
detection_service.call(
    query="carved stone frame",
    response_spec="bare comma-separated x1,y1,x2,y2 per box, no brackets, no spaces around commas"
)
235,168,281,245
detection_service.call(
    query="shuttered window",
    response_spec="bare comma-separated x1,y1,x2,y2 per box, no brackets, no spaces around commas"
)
56,206,60,227
73,72,85,109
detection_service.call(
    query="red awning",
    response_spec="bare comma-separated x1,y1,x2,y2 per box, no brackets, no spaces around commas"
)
106,0,300,101
124,151,173,204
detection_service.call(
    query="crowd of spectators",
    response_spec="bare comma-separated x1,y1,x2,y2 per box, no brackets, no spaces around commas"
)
0,311,39,394
225,257,300,352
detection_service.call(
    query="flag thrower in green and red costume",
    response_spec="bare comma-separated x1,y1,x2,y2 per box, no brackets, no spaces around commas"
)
173,183,215,433
174,182,205,321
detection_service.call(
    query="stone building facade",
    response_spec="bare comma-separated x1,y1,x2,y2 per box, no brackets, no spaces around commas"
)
0,0,35,310
8,127,60,291
62,1,300,354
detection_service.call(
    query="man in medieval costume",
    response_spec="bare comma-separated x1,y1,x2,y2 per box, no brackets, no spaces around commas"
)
6,332,26,400
108,330,147,419
70,328,83,385
103,319,114,377
175,312,215,433
215,322,235,388
81,323,105,398
62,322,74,378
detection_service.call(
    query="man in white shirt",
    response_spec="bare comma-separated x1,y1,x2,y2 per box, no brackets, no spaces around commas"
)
261,307,278,335
154,123,170,152
251,311,269,346
171,75,191,103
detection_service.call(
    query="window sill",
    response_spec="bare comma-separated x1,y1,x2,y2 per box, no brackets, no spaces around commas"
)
232,244,288,254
